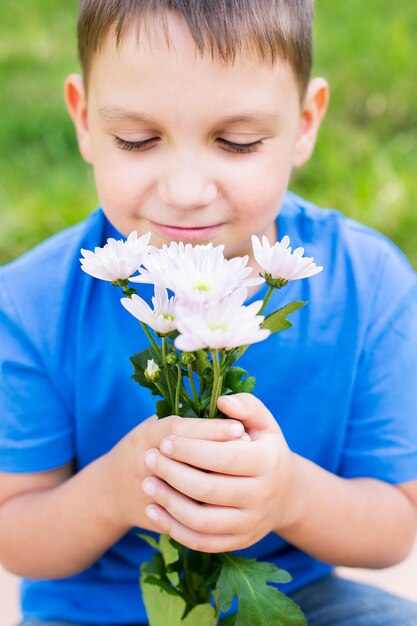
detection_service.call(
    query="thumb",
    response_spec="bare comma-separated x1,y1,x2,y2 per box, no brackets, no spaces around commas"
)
217,393,280,440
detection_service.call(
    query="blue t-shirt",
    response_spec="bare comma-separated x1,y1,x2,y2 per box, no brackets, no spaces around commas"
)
1,192,417,624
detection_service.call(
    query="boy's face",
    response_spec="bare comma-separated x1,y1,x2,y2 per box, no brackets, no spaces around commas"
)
67,15,327,264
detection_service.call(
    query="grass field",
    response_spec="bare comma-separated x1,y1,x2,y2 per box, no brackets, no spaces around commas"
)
1,0,416,267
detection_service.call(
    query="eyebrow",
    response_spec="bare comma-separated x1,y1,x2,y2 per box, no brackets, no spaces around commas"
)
99,107,157,125
98,106,278,127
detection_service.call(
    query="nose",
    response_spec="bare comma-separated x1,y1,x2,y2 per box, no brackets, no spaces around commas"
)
157,156,217,210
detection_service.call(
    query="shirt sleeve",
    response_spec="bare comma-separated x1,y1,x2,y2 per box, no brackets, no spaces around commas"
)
340,257,417,485
0,271,75,473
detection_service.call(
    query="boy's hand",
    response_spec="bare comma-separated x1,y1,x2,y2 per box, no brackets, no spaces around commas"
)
105,412,246,534
142,393,298,552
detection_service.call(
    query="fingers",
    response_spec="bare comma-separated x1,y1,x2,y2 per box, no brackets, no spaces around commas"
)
142,476,246,535
217,393,281,439
144,449,254,507
144,502,247,553
150,414,245,443
158,436,261,476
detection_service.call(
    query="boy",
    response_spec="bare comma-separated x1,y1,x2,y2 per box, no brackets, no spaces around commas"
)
1,1,417,625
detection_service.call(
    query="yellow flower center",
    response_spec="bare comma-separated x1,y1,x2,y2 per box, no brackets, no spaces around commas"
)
210,323,228,333
193,282,210,292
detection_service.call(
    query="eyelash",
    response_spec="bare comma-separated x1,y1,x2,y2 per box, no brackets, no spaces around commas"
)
113,136,263,154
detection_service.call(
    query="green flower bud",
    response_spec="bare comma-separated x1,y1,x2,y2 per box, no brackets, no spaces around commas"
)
263,273,289,289
181,352,196,365
144,359,161,381
111,279,129,288
165,352,178,365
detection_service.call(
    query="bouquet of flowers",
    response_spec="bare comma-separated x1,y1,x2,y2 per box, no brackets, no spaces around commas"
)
80,231,322,626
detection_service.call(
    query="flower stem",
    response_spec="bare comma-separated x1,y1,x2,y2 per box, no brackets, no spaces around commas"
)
162,337,174,407
182,548,198,606
121,285,138,298
202,552,210,573
154,381,167,399
187,364,199,407
112,279,138,298
257,285,275,315
175,363,182,415
209,350,223,419
140,321,160,356
177,386,200,416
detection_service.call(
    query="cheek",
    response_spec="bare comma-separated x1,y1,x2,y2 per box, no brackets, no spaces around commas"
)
89,128,151,206
226,156,291,218
93,153,151,212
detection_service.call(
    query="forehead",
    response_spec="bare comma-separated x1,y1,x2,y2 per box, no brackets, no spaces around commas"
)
87,14,300,123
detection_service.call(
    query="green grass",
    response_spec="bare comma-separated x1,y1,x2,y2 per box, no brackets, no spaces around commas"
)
296,0,417,267
1,0,416,267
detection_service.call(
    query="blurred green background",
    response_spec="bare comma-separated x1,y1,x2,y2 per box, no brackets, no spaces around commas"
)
0,0,416,267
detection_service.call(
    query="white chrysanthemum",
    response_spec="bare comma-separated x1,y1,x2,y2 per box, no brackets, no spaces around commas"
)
251,235,323,282
121,286,177,334
174,287,270,352
145,359,161,381
80,231,151,282
131,241,263,303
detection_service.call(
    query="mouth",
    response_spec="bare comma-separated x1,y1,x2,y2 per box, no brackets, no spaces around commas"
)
150,222,224,243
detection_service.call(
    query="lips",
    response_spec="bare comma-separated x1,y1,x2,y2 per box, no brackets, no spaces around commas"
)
151,222,223,242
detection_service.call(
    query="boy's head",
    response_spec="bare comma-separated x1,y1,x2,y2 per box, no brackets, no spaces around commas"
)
66,0,328,267
77,0,314,100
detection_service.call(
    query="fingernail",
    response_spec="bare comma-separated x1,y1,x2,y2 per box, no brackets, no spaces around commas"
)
224,395,240,406
146,506,159,522
229,423,244,437
144,452,156,468
160,439,173,454
143,480,156,496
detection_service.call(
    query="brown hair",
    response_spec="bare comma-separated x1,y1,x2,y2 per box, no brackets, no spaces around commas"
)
78,0,314,96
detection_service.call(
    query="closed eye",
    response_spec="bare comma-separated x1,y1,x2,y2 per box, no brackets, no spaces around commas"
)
113,136,159,151
113,136,263,153
217,138,264,153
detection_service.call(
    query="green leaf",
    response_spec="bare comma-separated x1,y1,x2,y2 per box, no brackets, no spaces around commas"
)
131,346,161,370
224,366,246,389
178,404,199,418
223,367,256,394
219,615,237,626
137,532,160,551
199,389,212,411
141,551,167,580
156,398,172,419
261,301,306,335
192,553,222,588
239,377,256,393
141,578,218,626
131,347,162,390
223,348,243,369
194,350,211,377
216,554,306,626
139,534,182,589
130,346,175,401
143,574,182,598
159,534,181,586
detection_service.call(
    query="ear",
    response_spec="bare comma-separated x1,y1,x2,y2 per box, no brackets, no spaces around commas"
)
292,77,329,169
64,73,93,164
